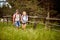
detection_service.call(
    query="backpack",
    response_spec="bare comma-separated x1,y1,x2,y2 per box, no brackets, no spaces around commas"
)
13,13,21,21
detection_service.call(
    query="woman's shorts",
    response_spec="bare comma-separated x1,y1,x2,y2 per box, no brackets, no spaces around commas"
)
22,23,26,25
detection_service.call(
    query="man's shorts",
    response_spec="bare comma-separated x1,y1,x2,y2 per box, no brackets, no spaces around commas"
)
15,21,20,27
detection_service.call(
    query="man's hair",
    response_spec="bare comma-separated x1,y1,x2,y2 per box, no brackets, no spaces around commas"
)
16,9,19,12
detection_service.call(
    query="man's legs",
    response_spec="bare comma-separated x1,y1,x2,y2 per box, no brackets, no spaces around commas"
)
15,21,20,29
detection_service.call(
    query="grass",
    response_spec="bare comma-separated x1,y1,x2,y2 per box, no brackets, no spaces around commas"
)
0,22,60,40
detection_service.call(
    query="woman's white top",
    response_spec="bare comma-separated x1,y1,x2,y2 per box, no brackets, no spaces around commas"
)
22,15,28,23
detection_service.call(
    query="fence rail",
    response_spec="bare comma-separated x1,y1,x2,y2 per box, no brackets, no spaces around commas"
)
29,16,60,20
0,16,60,27
28,16,60,27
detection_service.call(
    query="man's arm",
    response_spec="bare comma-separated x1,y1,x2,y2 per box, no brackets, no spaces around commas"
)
19,14,21,21
21,15,23,22
13,14,15,24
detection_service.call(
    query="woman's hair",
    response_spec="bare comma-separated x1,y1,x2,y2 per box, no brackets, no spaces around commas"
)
22,11,26,15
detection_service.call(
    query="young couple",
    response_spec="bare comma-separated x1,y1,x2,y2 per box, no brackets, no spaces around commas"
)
13,9,28,30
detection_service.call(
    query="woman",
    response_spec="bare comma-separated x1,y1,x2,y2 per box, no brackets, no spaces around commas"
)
21,11,28,30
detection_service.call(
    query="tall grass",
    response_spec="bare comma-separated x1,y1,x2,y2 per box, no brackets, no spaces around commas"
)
0,22,60,40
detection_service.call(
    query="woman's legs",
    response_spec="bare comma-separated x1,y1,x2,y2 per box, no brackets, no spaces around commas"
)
22,23,26,30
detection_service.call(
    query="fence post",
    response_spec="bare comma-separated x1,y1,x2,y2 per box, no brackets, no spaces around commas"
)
7,17,8,24
45,12,50,29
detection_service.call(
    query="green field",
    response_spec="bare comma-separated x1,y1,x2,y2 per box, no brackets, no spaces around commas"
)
0,22,60,40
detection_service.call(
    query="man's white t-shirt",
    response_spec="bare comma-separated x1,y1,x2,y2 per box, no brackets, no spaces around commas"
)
13,13,20,21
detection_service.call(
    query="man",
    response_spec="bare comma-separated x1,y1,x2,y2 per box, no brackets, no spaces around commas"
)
13,9,21,29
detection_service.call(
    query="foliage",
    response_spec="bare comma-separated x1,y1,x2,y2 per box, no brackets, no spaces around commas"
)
0,22,60,40
0,0,47,16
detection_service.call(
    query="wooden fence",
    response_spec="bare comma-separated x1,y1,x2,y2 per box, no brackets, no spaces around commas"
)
0,16,60,28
